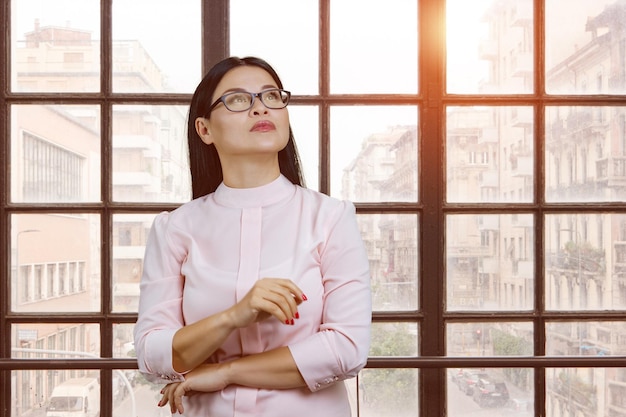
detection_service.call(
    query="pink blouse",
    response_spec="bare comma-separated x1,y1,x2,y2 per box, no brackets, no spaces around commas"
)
134,175,371,417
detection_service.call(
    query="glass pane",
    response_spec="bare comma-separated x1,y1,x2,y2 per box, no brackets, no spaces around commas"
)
11,370,101,417
545,106,626,203
112,105,191,203
11,0,100,93
289,105,319,191
12,323,100,358
370,322,419,357
359,369,419,417
11,105,101,203
230,0,319,95
447,106,534,203
545,213,626,311
448,367,534,417
112,0,200,93
360,214,419,311
11,214,101,313
447,0,533,94
330,0,418,94
447,322,533,357
330,106,418,201
446,214,535,311
546,0,626,95
546,321,626,356
546,367,624,417
112,214,157,313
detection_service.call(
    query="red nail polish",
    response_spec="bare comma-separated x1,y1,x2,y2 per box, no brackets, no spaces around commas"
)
285,319,290,324
302,293,308,301
290,319,295,325
295,312,300,319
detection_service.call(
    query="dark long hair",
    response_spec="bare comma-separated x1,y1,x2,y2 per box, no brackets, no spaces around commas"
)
187,56,305,199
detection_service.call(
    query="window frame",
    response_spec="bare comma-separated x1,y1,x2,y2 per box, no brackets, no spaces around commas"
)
2,1,626,416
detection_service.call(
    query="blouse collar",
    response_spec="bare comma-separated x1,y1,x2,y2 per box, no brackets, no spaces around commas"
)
212,175,296,208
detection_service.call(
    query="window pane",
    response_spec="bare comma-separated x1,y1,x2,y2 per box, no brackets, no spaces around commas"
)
448,367,534,416
11,214,101,313
112,0,201,93
12,324,100,358
330,0,418,94
11,0,100,93
545,213,626,311
11,105,101,203
359,369,419,417
289,105,320,191
331,106,418,201
112,105,191,203
230,0,319,95
546,0,626,95
447,214,535,311
112,214,157,313
447,106,534,203
447,322,533,356
447,0,533,94
11,370,101,417
545,106,626,203
360,214,419,311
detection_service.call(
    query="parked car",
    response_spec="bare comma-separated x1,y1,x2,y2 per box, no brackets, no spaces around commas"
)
457,369,489,395
472,377,510,407
449,368,464,386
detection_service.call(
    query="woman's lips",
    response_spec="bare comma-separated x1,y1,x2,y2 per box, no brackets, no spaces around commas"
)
250,120,276,132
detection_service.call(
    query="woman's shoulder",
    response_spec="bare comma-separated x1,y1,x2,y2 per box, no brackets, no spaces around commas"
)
296,186,356,216
153,195,211,230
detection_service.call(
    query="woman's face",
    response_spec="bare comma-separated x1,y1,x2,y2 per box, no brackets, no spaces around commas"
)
197,65,290,161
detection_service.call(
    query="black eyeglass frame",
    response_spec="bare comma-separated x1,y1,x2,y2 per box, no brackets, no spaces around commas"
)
207,88,291,114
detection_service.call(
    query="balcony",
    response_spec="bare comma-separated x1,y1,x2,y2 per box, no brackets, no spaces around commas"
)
510,0,533,26
511,52,533,77
596,156,626,187
511,155,533,177
511,108,533,128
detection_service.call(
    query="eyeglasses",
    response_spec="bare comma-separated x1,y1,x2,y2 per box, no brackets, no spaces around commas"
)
207,88,291,113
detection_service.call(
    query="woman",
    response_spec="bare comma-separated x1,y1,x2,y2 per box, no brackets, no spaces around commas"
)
133,56,371,416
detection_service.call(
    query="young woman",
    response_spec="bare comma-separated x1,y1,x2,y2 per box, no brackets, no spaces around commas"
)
133,56,371,416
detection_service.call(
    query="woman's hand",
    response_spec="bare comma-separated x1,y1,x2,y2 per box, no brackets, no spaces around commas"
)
164,363,229,414
226,278,306,328
157,382,183,414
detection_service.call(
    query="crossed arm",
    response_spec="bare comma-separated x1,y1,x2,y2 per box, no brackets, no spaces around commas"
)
159,278,307,414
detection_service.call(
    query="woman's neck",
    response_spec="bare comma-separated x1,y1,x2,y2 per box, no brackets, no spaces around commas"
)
220,156,281,189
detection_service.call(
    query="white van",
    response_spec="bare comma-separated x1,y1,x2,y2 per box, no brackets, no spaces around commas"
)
46,377,100,417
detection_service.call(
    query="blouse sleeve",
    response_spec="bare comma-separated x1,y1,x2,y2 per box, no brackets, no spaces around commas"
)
288,200,372,392
133,212,187,384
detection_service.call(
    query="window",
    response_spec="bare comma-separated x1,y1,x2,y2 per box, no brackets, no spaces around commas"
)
2,1,626,417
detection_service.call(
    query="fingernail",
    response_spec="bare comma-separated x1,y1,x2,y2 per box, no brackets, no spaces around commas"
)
157,401,162,407
290,319,295,325
302,293,308,301
295,312,300,319
285,319,290,325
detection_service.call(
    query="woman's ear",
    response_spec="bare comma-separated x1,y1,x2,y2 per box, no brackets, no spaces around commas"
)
195,117,213,145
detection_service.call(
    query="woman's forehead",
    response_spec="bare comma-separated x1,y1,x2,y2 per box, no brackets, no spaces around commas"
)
216,66,277,92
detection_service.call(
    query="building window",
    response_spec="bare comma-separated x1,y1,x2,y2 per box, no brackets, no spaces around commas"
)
22,132,84,202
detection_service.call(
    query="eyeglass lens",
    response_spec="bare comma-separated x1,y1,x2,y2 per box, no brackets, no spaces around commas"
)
223,89,289,111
